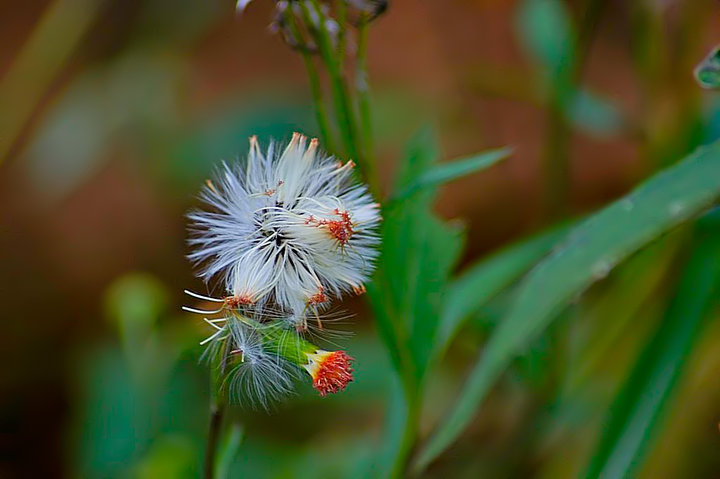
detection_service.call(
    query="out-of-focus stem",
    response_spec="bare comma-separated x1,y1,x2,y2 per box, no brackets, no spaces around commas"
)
302,53,335,152
204,339,231,479
0,0,103,164
335,0,348,72
356,16,376,169
284,8,335,150
301,0,380,197
544,0,604,218
390,386,421,479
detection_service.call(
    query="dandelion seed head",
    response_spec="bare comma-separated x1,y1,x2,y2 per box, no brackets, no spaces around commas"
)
188,133,381,323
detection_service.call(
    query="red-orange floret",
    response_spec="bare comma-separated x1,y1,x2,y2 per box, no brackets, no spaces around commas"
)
224,294,254,308
311,351,354,396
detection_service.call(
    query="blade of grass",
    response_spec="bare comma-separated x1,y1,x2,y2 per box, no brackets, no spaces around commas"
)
434,222,572,360
584,217,720,478
0,0,104,163
215,423,243,479
413,140,720,472
391,147,511,201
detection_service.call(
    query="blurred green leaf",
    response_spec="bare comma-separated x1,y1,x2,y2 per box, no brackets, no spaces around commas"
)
215,423,244,479
105,273,169,347
369,127,464,381
695,45,720,90
391,147,511,201
136,434,198,479
414,140,720,471
435,222,572,359
516,0,575,77
584,220,720,479
566,89,626,138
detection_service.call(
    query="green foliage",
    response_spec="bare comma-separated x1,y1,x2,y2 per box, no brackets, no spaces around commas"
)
415,140,720,471
516,0,575,80
584,215,720,478
695,46,720,89
390,147,511,201
369,127,465,383
435,222,572,359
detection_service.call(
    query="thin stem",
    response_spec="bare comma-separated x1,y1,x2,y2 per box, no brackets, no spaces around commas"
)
302,53,335,151
300,0,381,197
204,340,231,479
284,8,335,150
390,384,422,478
204,402,226,479
544,0,604,218
356,15,376,171
335,0,347,72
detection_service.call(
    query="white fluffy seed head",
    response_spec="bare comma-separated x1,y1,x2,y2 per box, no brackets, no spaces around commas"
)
188,133,381,326
223,319,296,409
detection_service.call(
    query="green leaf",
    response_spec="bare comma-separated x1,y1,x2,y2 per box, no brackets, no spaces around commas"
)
391,147,511,201
516,0,575,76
434,223,571,359
414,140,720,472
215,423,243,479
369,127,465,382
566,89,626,138
695,45,720,90
584,220,720,478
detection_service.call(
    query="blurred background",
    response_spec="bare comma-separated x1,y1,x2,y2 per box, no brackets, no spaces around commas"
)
2,0,720,477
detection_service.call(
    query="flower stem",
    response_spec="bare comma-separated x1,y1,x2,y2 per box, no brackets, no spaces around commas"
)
284,8,335,151
300,0,381,197
204,338,231,479
355,15,376,175
204,401,226,479
390,384,421,478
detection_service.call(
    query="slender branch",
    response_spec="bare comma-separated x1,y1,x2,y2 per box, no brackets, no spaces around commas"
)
544,0,604,218
390,385,422,479
300,0,381,197
204,402,226,479
356,16,377,172
204,340,231,479
284,8,335,150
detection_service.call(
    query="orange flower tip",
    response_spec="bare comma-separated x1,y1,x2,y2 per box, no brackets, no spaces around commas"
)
304,350,355,397
205,179,219,194
352,284,367,296
290,132,303,144
310,138,319,146
224,294,254,308
306,288,328,305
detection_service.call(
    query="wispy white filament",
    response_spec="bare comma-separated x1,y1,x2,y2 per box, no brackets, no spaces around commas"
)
188,133,381,328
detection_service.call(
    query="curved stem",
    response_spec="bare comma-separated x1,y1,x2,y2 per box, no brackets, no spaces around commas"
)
204,339,231,479
204,401,226,479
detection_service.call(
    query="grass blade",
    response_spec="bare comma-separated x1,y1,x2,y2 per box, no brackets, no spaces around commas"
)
413,140,720,472
584,218,720,478
391,147,511,201
435,223,572,359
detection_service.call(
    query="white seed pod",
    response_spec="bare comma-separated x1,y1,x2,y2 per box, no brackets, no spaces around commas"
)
187,133,381,327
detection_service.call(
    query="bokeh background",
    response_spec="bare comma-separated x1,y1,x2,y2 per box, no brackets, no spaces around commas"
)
2,0,720,477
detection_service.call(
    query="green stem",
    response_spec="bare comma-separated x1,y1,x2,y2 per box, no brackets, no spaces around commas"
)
390,384,422,478
204,402,226,479
356,16,376,173
300,0,380,197
284,9,334,150
204,340,231,479
544,0,604,218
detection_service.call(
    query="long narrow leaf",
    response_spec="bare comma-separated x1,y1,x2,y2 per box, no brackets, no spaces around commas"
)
584,218,720,479
414,140,720,471
435,223,572,359
391,147,511,201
